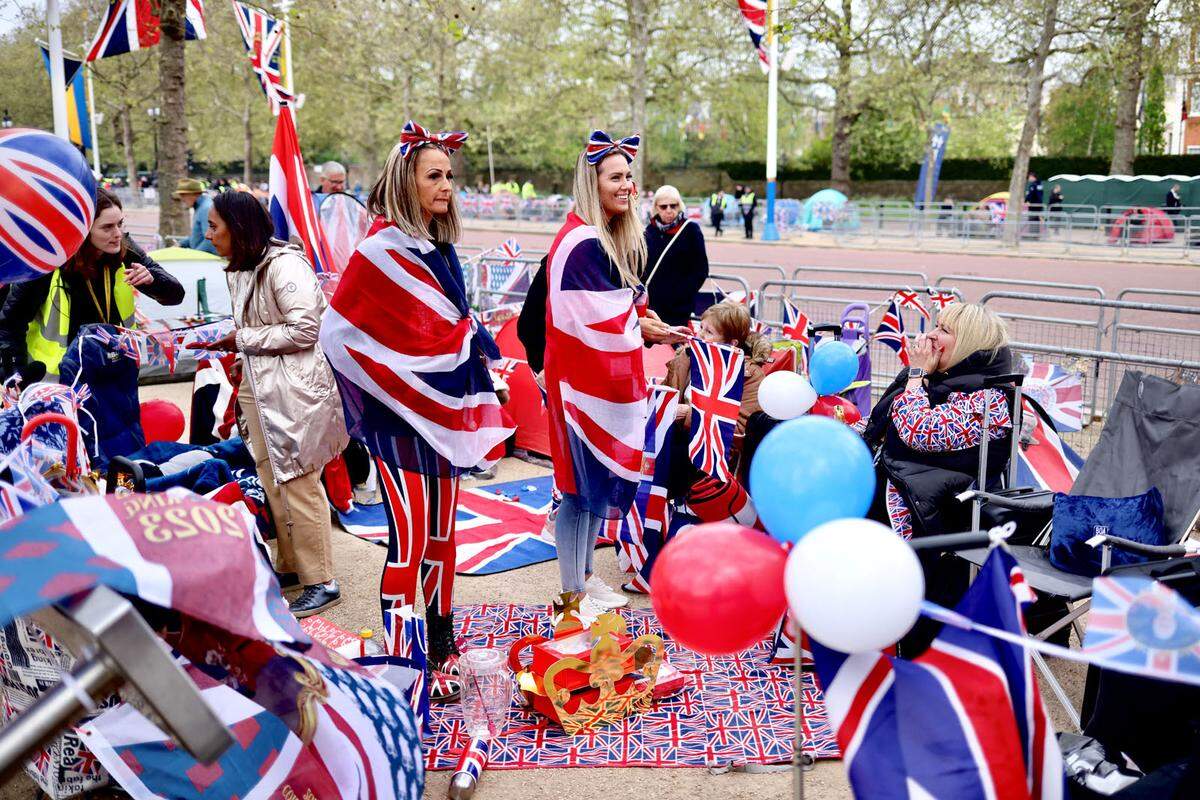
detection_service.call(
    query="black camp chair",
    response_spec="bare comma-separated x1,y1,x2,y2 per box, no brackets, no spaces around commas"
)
956,372,1200,729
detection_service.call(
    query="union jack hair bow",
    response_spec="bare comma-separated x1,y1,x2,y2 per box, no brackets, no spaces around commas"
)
399,120,469,159
585,130,640,165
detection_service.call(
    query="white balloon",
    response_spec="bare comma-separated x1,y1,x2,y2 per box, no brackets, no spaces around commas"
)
784,518,924,653
757,371,817,420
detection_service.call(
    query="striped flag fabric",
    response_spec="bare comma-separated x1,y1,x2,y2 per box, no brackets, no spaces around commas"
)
737,0,769,71
230,0,294,114
1022,359,1084,432
687,339,745,483
320,220,512,470
611,384,678,593
86,0,207,62
813,547,1064,799
874,298,910,366
269,104,335,274
1015,398,1083,493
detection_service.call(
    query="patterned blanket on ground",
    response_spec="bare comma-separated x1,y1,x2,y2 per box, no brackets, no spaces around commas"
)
424,604,840,769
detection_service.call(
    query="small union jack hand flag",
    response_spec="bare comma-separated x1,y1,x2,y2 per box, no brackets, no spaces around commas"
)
687,339,745,482
874,298,910,366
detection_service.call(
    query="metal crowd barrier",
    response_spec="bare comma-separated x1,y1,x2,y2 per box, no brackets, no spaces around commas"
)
791,264,929,287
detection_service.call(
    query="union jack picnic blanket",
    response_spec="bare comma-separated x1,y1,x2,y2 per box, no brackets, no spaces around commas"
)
321,220,512,475
687,339,744,483
424,604,838,769
544,212,648,519
336,476,614,576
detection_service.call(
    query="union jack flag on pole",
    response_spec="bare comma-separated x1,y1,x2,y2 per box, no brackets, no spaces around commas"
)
813,547,1064,799
269,104,335,274
500,237,521,260
928,288,957,311
86,0,207,62
687,339,745,483
737,0,770,71
230,0,295,114
874,298,910,367
780,297,810,344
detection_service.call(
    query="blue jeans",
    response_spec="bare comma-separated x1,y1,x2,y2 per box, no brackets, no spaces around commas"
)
554,493,602,593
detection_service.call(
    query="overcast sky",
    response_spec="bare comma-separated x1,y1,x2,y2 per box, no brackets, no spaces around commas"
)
0,1,42,39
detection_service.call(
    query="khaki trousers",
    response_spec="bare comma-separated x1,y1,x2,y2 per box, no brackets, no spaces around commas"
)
238,381,334,586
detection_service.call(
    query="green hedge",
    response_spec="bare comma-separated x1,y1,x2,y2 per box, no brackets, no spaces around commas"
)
718,155,1200,182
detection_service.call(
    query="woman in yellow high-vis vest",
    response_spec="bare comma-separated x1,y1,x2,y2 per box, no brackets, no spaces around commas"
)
0,188,184,378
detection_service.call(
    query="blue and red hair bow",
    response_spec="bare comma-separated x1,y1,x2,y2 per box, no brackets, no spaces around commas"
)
399,120,469,159
585,130,640,165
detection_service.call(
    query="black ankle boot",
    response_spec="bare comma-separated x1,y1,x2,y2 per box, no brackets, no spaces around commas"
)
425,609,462,704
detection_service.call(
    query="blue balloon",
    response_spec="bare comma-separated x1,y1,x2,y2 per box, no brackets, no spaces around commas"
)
809,340,859,396
749,415,876,544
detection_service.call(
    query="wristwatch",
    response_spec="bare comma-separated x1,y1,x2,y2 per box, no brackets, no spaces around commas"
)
908,368,927,380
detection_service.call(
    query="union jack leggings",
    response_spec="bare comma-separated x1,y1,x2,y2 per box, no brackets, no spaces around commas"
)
376,458,459,635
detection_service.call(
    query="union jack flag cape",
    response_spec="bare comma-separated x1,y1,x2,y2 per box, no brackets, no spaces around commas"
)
320,220,512,475
544,212,649,519
813,547,1064,799
737,0,770,71
230,0,295,114
86,0,207,62
270,105,335,275
874,298,910,366
610,384,678,592
687,339,745,483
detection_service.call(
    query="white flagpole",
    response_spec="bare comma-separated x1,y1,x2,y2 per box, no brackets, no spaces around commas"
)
46,0,69,140
86,65,101,175
762,0,781,241
278,0,295,97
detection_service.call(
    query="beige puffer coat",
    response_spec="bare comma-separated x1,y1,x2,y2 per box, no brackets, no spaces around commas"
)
229,241,348,483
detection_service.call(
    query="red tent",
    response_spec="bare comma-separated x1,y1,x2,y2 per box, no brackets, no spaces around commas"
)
1107,207,1175,245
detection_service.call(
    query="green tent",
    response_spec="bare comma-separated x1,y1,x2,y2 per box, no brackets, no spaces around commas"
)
1047,174,1200,214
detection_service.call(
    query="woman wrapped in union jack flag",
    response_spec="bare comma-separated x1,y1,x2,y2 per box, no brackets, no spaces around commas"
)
543,130,688,626
319,122,514,703
861,302,1014,650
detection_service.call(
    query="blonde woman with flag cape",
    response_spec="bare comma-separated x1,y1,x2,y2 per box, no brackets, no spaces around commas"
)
544,131,687,625
320,122,512,702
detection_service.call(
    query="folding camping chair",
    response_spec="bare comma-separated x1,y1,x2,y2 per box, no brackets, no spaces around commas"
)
956,371,1200,729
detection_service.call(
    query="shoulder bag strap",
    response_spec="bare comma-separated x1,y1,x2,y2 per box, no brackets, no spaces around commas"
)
644,219,691,289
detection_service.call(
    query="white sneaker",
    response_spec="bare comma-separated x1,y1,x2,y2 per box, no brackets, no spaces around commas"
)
585,575,629,609
578,594,611,627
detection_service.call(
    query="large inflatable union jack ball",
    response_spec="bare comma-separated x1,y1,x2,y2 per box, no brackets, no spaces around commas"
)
0,128,97,284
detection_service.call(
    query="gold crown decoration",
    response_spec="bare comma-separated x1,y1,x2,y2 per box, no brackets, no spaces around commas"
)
540,612,665,736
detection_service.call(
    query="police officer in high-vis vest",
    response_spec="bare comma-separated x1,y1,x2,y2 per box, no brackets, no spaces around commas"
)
0,188,184,378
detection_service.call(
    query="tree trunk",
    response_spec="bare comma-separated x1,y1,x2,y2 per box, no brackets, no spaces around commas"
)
1004,0,1058,245
121,105,139,206
627,0,649,190
829,41,853,195
157,0,189,239
1109,0,1153,174
242,97,253,186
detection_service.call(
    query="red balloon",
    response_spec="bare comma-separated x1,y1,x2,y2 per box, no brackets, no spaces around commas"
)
810,394,862,425
650,523,788,655
140,399,186,444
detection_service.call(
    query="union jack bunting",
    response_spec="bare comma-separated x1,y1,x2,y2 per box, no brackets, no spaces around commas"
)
320,220,512,470
928,288,957,310
737,0,770,71
270,105,335,274
687,339,745,483
544,212,649,518
893,287,931,331
585,130,639,165
611,384,679,593
398,120,468,159
230,0,294,114
86,0,207,62
780,297,810,344
1084,576,1200,684
1022,358,1084,432
499,237,521,260
874,298,909,366
173,318,235,359
813,547,1063,799
1016,397,1082,493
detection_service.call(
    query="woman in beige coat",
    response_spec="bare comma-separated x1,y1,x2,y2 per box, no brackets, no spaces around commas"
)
189,191,348,617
